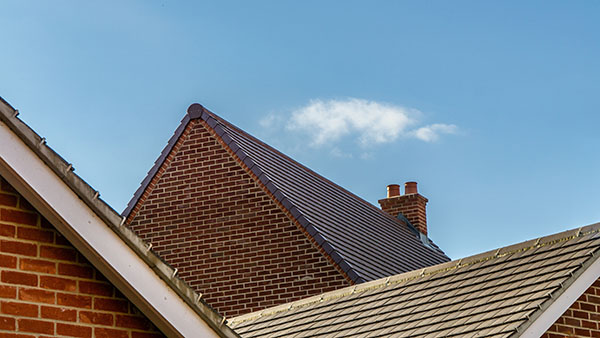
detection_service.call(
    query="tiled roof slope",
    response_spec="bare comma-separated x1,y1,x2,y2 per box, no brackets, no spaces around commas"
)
123,104,449,283
229,222,600,337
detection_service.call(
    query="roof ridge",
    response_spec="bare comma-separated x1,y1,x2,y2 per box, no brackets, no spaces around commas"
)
229,221,600,326
192,104,412,231
0,98,238,337
186,103,365,283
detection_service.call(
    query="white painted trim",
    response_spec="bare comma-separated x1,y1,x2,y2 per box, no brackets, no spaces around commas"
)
0,121,221,337
519,252,600,337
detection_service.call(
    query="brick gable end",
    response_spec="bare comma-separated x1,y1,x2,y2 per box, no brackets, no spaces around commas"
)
543,279,600,338
128,119,349,317
0,176,164,338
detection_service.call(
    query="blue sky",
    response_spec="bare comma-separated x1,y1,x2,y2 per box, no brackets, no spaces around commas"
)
1,1,599,259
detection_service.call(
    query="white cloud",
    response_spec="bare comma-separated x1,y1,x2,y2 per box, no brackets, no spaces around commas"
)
287,98,419,147
259,114,284,128
411,123,458,142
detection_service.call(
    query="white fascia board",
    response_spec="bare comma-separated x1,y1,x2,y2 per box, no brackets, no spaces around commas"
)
519,252,600,337
0,121,221,337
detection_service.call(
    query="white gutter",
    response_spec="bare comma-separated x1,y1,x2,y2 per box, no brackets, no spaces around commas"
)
519,250,600,337
0,120,222,337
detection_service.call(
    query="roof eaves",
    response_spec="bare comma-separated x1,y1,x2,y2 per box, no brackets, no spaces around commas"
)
0,96,239,338
187,103,364,284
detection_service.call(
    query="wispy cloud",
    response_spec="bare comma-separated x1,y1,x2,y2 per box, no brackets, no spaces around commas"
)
410,123,458,142
285,98,457,147
287,98,418,147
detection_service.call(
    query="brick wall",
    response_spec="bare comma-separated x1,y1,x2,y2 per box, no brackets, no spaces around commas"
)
542,279,600,338
378,194,428,235
128,119,350,317
0,176,164,338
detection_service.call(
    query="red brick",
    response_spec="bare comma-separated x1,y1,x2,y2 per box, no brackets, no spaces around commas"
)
40,217,53,229
0,286,16,299
0,223,15,237
1,301,38,317
115,314,151,330
40,306,76,321
94,298,128,313
39,246,77,262
0,178,17,193
20,258,56,274
56,323,91,338
0,240,37,257
0,254,17,268
0,209,37,226
17,227,54,243
79,311,113,325
0,316,15,330
17,198,35,212
57,293,91,309
126,121,350,317
131,332,164,338
78,281,113,296
40,276,76,292
58,263,93,278
17,319,53,334
1,271,37,286
54,233,70,246
94,328,128,338
18,288,55,304
0,194,17,207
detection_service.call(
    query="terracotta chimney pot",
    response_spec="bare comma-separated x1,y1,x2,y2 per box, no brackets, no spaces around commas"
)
387,184,400,198
405,181,418,195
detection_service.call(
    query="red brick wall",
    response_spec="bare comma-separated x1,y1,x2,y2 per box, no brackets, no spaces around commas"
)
0,176,164,338
378,194,428,235
542,279,600,338
128,119,350,317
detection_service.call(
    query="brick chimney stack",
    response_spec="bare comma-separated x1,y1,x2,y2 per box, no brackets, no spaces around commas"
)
378,181,429,235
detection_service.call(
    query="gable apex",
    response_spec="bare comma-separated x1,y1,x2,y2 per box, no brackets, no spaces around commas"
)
0,96,237,337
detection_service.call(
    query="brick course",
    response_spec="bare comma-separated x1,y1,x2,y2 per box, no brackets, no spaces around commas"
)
379,194,428,235
0,176,164,337
542,279,600,338
128,119,350,317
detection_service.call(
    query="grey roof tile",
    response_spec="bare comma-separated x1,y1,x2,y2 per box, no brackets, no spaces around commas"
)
230,222,600,337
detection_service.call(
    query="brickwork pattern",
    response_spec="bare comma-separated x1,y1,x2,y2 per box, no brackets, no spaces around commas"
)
542,279,600,338
128,119,350,317
379,194,428,235
0,176,164,338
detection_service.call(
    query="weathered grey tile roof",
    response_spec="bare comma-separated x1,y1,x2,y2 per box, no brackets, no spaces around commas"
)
124,104,449,283
229,222,600,337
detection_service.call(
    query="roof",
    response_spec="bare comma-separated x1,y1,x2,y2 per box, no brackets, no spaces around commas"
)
229,222,600,337
0,96,239,338
124,104,450,283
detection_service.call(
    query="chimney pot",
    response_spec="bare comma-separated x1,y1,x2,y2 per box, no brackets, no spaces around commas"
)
379,181,428,235
387,184,400,198
405,181,418,195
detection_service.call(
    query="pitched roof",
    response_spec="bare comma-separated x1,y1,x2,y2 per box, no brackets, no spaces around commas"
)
124,104,450,283
229,222,600,337
0,96,238,338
